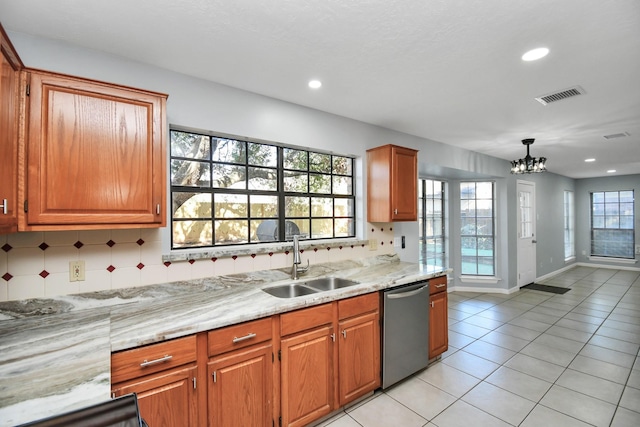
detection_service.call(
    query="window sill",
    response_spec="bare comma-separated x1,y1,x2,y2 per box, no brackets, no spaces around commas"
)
588,256,637,264
163,238,369,263
565,256,576,263
459,275,501,284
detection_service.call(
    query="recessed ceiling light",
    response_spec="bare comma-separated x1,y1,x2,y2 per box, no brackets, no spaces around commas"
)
585,158,596,162
308,80,322,89
607,169,617,173
522,47,549,61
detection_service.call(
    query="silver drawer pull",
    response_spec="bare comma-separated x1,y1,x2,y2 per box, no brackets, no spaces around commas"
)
140,354,172,367
1,199,7,215
232,332,257,343
435,284,446,288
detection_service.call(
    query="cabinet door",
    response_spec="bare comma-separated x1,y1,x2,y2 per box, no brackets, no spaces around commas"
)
281,325,334,427
391,145,418,220
113,365,198,427
429,291,448,359
208,343,273,427
338,311,380,406
0,26,22,234
25,71,166,228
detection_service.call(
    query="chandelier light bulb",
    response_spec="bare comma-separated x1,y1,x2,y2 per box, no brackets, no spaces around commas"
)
510,139,547,175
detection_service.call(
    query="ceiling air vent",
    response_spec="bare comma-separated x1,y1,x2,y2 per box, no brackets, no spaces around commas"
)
535,85,585,105
603,132,630,139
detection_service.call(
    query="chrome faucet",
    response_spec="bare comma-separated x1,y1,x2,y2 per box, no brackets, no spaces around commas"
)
291,235,310,280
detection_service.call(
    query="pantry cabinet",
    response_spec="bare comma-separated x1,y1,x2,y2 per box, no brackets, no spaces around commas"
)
111,335,199,427
21,69,167,230
428,275,448,359
367,144,418,222
0,25,23,234
207,317,275,427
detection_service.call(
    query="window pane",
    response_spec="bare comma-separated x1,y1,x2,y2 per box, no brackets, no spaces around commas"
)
592,192,604,203
335,198,354,217
212,164,246,189
248,167,277,191
335,218,354,237
170,131,210,159
214,220,248,244
620,191,634,202
604,192,619,203
460,182,494,276
173,192,211,218
309,152,331,173
333,176,352,195
284,148,308,170
309,173,331,194
248,143,277,167
333,156,352,175
253,219,278,242
593,215,604,228
173,220,212,247
284,170,308,192
214,194,248,218
171,159,211,187
605,203,619,216
312,197,333,217
212,138,245,163
311,218,333,238
287,219,310,238
249,195,278,218
285,196,309,217
620,203,634,215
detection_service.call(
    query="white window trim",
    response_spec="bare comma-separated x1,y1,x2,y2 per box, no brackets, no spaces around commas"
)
588,256,637,264
459,275,501,284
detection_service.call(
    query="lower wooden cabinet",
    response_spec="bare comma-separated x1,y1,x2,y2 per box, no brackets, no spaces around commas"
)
338,293,380,406
111,292,382,427
113,365,198,426
281,323,335,427
429,276,449,359
208,342,273,427
207,316,274,427
280,294,381,427
111,335,198,427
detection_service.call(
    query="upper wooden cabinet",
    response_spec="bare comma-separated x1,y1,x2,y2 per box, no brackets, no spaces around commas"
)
367,144,418,222
0,24,24,234
21,70,167,230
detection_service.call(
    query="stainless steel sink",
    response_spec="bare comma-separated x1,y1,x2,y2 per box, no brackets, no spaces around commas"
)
302,277,360,291
262,277,360,298
262,283,318,298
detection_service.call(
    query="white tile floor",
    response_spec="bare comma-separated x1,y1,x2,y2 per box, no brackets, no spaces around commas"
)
318,266,640,427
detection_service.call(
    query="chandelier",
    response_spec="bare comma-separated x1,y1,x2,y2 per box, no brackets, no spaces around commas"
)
510,138,547,174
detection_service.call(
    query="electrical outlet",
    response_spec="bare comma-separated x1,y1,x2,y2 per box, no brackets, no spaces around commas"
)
69,260,85,282
368,239,378,251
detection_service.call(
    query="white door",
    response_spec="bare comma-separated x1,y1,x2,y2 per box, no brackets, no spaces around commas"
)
517,180,536,287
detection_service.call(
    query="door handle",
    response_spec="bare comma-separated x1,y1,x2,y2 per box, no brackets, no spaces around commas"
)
532,240,537,243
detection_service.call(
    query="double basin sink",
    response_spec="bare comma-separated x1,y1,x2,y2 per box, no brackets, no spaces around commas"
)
262,277,360,298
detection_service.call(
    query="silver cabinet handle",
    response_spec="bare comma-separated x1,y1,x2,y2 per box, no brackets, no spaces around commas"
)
140,354,172,367
394,208,398,215
156,204,161,215
431,301,434,308
342,330,347,338
435,284,446,288
387,284,429,299
232,332,257,343
330,333,336,342
1,199,7,215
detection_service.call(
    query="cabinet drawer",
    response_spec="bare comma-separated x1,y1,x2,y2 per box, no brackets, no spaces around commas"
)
429,276,447,295
338,293,379,320
208,317,272,357
111,335,196,384
280,303,333,336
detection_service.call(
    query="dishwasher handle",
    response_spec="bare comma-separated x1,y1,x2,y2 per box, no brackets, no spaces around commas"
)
386,284,429,299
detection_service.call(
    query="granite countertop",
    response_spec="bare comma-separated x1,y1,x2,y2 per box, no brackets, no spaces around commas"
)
0,254,448,426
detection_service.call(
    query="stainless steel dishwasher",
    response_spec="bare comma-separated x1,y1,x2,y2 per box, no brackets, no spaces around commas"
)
381,280,430,389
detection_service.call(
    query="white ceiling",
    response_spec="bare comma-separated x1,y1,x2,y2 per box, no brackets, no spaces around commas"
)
2,0,639,179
